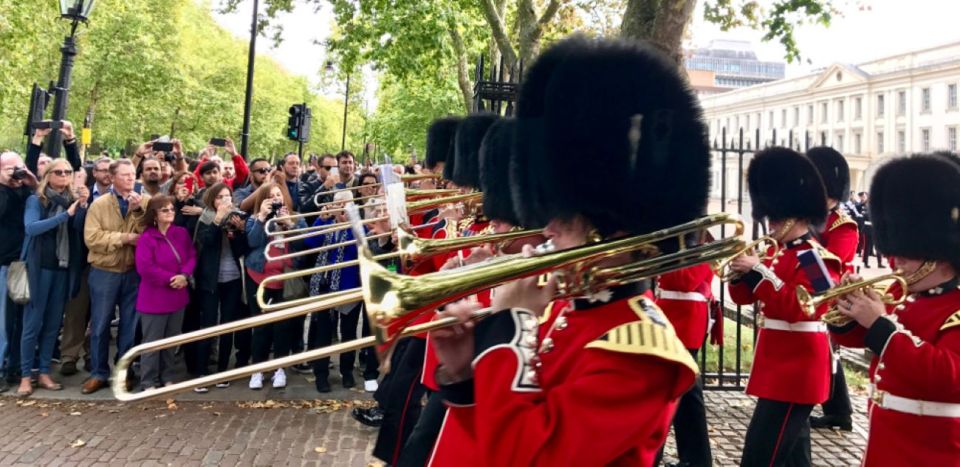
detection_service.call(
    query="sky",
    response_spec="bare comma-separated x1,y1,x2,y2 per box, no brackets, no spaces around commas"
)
210,0,960,108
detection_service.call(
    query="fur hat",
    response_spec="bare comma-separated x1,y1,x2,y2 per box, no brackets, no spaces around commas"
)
869,153,960,269
479,119,519,225
806,146,850,201
511,35,711,239
452,114,499,189
425,117,461,170
747,147,827,225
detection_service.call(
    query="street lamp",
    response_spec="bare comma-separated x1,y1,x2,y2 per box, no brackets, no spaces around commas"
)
326,60,350,152
48,0,97,158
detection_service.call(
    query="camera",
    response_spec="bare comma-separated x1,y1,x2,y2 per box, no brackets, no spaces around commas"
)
267,201,284,220
31,120,62,131
210,138,227,147
163,152,177,163
223,209,250,233
152,141,174,152
11,168,28,181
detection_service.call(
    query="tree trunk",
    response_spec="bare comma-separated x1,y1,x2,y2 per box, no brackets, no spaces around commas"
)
620,0,697,64
480,0,518,68
448,24,474,113
488,0,507,72
517,0,563,65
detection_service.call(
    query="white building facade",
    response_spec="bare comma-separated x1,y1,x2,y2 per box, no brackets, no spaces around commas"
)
700,41,960,199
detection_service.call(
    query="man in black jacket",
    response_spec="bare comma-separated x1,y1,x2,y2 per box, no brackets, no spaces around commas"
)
27,121,82,174
0,151,39,392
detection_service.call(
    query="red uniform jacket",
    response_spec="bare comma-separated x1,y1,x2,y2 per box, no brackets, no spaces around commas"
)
728,235,841,404
656,264,714,350
428,289,698,467
831,280,960,466
820,208,859,274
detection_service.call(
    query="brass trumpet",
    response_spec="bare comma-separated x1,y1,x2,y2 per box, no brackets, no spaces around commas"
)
111,213,746,402
796,273,907,325
712,236,780,282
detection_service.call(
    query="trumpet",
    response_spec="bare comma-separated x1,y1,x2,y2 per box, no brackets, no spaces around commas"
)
111,213,746,402
796,273,907,325
712,236,780,282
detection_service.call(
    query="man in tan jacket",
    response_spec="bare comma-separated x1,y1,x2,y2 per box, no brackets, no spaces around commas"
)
81,159,149,394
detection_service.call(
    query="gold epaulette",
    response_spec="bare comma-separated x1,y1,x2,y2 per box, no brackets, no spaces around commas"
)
941,310,960,332
806,239,843,265
829,210,858,232
584,297,698,374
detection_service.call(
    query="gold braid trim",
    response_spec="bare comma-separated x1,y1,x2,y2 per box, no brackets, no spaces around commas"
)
829,211,858,232
941,310,960,332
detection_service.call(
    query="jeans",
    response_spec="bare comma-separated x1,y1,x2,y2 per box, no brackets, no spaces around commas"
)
88,267,140,381
309,302,377,380
0,266,9,375
20,268,68,376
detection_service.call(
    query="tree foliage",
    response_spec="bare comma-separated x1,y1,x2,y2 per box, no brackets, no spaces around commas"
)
0,0,363,159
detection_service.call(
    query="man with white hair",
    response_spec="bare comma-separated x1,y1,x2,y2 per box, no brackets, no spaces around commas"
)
0,152,38,392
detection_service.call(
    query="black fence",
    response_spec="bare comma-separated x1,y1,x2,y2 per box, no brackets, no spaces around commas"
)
699,127,819,391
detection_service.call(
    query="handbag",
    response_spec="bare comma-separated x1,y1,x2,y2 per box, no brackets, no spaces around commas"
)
161,232,194,289
7,238,32,304
282,266,308,300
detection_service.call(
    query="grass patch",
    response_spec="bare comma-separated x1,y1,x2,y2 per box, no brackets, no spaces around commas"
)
700,317,755,374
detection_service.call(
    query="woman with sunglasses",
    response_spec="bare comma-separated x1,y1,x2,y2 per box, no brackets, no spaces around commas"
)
166,171,198,227
134,195,196,390
18,159,88,397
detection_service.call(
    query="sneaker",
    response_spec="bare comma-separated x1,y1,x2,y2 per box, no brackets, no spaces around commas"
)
215,381,231,389
249,372,264,390
60,361,78,376
364,379,379,392
193,386,209,394
351,407,384,427
292,363,312,374
342,373,356,389
271,369,287,389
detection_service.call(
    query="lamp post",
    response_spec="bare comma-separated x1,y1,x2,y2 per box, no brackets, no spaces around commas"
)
325,61,350,152
48,0,96,159
239,0,260,160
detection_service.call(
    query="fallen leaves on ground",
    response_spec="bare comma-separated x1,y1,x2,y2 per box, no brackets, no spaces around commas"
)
235,399,376,413
314,447,327,453
69,439,85,448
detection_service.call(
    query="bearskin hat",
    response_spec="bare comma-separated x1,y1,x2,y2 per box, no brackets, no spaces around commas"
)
511,35,711,239
452,114,499,189
806,146,850,201
748,147,827,225
479,119,519,225
869,153,960,269
425,117,460,170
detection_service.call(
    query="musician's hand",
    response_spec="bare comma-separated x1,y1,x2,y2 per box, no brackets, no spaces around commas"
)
463,246,494,265
440,255,463,271
837,287,885,329
430,300,480,381
840,272,863,286
730,254,760,274
490,244,557,315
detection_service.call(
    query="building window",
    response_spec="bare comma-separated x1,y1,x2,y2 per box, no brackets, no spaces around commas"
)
745,114,751,131
756,113,761,130
854,97,862,120
837,100,844,122
836,133,844,152
821,102,828,123
897,130,906,153
921,88,931,113
781,109,787,128
735,115,740,130
877,131,884,153
768,111,774,127
877,94,885,118
820,131,828,145
897,90,906,115
725,118,730,131
949,84,958,110
793,106,800,126
949,127,957,151
854,132,862,154
807,104,814,125
921,128,930,151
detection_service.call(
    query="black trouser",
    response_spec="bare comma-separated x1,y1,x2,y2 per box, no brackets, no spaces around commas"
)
741,399,813,467
671,348,713,466
309,302,377,381
359,303,379,380
372,337,427,464
861,227,883,266
182,290,202,375
247,276,296,364
821,360,852,418
397,391,445,467
193,279,244,375
5,300,23,380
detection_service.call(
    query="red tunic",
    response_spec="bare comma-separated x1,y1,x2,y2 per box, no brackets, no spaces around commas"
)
831,281,960,466
656,264,714,350
428,294,698,467
820,208,859,274
728,237,841,404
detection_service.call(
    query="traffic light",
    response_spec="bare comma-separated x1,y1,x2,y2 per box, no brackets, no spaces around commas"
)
287,104,303,141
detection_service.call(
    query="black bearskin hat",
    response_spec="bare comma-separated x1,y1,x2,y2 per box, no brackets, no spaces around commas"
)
425,117,460,170
479,119,519,225
869,153,960,269
511,35,711,239
748,147,827,225
452,114,499,189
806,146,850,201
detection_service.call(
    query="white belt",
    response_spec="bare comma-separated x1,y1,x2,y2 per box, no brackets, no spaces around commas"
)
657,290,707,302
761,318,827,333
869,385,960,418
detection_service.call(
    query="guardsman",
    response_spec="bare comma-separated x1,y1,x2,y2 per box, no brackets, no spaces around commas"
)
426,35,708,466
728,147,841,466
829,153,960,466
806,146,859,432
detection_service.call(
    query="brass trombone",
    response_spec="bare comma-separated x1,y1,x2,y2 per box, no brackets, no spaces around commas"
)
712,236,780,282
111,213,746,401
796,273,907,325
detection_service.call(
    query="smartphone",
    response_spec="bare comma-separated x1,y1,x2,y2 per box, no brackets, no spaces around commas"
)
210,138,227,147
329,167,339,176
153,141,174,152
32,120,62,130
